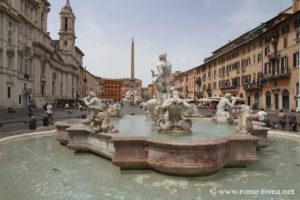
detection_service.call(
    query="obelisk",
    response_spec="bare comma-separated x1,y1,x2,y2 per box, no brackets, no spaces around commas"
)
131,37,134,79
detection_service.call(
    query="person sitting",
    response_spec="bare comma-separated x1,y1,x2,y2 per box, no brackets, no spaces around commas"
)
288,109,297,132
277,109,286,130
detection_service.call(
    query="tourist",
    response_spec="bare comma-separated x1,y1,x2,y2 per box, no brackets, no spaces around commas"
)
288,110,297,132
46,103,53,124
27,101,34,118
277,109,287,130
257,108,269,126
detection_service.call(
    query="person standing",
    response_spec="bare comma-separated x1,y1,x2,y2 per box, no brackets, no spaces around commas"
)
46,103,53,124
278,109,287,130
28,101,34,118
288,110,297,132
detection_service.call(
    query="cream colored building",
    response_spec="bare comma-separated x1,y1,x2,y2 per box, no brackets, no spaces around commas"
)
171,72,188,99
81,66,103,99
0,0,84,109
184,0,300,111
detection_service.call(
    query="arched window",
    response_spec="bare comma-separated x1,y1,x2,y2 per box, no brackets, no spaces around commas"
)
282,90,289,110
239,93,244,99
266,91,271,109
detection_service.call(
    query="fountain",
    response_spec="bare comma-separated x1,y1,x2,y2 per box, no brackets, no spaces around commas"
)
0,53,299,199
54,54,260,176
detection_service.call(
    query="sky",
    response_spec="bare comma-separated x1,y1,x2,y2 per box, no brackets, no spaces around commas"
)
47,0,292,86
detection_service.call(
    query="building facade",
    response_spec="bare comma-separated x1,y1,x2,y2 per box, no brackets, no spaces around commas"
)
184,0,300,111
147,84,155,99
103,78,122,101
0,0,85,109
81,66,103,98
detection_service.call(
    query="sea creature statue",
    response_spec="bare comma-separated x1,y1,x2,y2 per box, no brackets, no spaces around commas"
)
82,91,118,133
236,105,253,134
146,54,192,133
82,91,104,126
94,111,119,133
158,90,192,132
122,89,142,106
108,103,121,118
212,93,236,124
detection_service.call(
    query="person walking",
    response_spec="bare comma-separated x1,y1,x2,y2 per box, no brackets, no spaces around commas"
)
28,101,34,118
288,110,297,132
278,109,287,130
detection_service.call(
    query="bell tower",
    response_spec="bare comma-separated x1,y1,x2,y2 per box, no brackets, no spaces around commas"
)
59,0,76,53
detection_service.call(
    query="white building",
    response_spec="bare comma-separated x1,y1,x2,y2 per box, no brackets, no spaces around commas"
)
0,0,84,109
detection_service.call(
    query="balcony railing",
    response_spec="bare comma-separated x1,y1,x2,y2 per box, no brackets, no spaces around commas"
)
220,85,239,93
243,82,263,92
262,70,291,82
195,92,204,98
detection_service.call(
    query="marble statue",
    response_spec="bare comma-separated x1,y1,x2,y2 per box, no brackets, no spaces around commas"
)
151,53,172,98
236,105,253,134
82,91,104,125
82,91,118,133
94,111,119,133
151,53,172,116
158,90,192,132
146,54,192,133
212,93,236,124
108,103,121,118
122,89,142,106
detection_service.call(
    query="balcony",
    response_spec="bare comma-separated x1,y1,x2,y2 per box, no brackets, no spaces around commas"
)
267,53,280,61
22,87,32,95
195,92,204,98
195,78,202,86
220,85,238,93
243,82,263,93
262,71,291,82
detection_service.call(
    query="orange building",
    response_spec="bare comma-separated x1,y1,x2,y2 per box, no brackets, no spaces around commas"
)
103,79,122,101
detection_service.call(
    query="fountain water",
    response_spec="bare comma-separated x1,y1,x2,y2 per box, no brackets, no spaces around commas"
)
54,54,260,176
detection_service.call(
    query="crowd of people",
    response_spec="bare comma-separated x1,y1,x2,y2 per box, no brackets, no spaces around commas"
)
26,98,298,132
248,108,298,132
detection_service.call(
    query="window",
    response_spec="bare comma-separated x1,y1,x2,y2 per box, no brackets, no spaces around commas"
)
8,87,11,98
19,95,22,104
64,17,68,30
281,56,288,74
266,91,271,109
281,25,289,34
293,52,299,68
257,53,262,63
294,19,300,29
283,37,288,48
64,41,67,46
264,47,269,56
264,62,270,74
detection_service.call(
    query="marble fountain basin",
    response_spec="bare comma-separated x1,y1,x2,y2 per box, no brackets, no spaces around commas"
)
55,116,260,176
